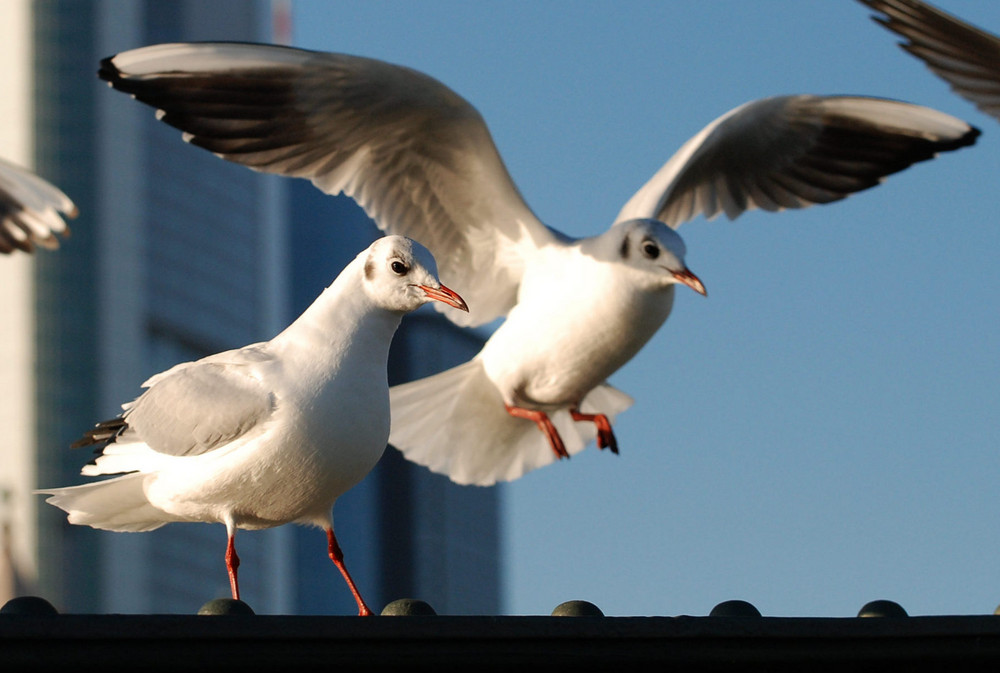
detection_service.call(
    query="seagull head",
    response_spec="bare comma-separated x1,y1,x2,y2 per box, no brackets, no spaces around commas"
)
363,235,469,314
606,218,707,296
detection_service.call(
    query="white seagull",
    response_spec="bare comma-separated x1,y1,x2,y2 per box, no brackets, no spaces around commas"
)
97,42,979,485
39,235,468,615
860,0,1000,122
0,156,76,254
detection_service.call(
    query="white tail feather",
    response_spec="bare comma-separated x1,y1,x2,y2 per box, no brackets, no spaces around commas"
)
80,440,174,477
38,473,169,532
389,360,634,485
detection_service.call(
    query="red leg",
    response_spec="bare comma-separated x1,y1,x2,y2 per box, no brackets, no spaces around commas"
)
225,534,241,600
505,404,569,459
570,409,619,454
327,528,373,617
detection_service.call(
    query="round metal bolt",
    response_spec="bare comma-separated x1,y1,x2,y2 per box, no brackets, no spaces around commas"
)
709,600,761,617
0,596,59,616
551,600,604,617
197,598,255,615
857,600,908,618
381,598,437,616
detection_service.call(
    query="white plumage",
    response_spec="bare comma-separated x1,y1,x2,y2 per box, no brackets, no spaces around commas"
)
40,235,468,614
97,42,979,485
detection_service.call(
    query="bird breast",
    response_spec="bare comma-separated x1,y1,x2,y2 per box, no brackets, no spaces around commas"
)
480,252,676,410
278,353,391,489
145,351,391,528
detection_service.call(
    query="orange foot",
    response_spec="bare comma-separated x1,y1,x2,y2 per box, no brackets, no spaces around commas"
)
505,404,569,459
570,409,619,454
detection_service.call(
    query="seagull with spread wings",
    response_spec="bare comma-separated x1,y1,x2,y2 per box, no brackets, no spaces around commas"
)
96,42,979,485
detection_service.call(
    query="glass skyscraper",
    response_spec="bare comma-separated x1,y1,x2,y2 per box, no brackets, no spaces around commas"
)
2,0,500,615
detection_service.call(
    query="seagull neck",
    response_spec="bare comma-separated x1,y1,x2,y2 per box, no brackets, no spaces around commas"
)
273,282,403,359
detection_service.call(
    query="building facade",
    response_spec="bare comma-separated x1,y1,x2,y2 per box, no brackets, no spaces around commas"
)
2,0,499,615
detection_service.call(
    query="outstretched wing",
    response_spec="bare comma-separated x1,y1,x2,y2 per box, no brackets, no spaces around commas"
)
614,95,978,227
0,156,77,254
861,0,1000,121
99,42,561,327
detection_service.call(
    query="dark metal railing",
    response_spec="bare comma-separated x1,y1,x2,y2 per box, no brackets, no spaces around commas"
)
3,595,1000,671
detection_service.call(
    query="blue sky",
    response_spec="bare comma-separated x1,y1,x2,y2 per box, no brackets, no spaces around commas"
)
291,1,1000,617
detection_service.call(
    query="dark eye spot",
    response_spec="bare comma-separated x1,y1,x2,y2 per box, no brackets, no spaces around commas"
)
641,240,660,259
391,260,409,275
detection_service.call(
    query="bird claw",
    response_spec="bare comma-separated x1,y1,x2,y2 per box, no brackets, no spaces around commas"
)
505,404,569,459
551,439,570,460
570,409,619,455
597,428,619,454
506,404,620,459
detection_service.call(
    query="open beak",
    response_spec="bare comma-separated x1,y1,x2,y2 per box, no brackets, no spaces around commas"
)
672,268,707,296
419,283,470,312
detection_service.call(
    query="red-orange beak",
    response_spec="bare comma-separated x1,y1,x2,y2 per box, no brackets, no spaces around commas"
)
672,268,707,296
419,283,469,312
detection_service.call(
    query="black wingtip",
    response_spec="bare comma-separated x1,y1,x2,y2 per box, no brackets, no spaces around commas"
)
940,123,983,156
70,417,127,449
97,54,118,83
963,124,983,147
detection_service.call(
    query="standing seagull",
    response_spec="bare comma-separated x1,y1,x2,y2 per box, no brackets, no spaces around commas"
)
0,156,76,254
859,0,1000,122
40,236,468,615
97,42,978,485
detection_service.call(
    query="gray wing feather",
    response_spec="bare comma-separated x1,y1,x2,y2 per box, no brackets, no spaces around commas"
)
0,156,77,254
124,356,273,457
99,42,559,326
862,0,1000,121
615,95,978,227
